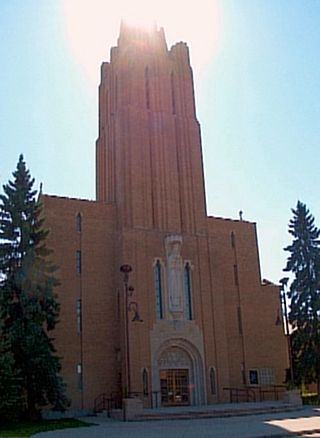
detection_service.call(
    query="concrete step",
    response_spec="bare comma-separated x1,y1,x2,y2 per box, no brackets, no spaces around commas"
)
96,410,108,417
95,409,123,421
133,404,303,422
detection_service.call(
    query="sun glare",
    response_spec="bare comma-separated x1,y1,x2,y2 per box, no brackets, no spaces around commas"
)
60,0,222,86
120,4,157,31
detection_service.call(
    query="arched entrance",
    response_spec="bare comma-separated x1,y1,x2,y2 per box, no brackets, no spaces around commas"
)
152,339,205,407
159,348,191,406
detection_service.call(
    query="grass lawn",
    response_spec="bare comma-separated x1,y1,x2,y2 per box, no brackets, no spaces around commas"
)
0,418,95,437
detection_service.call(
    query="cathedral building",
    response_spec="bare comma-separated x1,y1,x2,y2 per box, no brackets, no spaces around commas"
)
43,23,288,411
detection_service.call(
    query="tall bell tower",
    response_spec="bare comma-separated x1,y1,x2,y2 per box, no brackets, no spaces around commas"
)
96,23,207,234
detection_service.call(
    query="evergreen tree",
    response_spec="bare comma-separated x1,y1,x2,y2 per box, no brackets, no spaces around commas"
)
0,319,22,422
0,155,68,420
284,201,320,396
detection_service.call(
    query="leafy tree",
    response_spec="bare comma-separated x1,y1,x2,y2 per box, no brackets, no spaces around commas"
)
0,155,68,420
284,200,320,396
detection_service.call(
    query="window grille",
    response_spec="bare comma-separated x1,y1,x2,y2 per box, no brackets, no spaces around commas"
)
259,368,275,385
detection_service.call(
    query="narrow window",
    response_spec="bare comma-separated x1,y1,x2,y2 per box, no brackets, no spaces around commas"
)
76,251,82,274
184,262,193,320
76,213,82,232
76,299,82,334
143,368,149,396
233,264,239,286
77,363,83,390
210,367,216,395
154,260,163,319
145,66,150,109
171,72,176,115
231,231,235,248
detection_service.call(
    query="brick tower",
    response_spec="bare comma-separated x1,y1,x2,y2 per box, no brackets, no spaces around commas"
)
96,22,207,233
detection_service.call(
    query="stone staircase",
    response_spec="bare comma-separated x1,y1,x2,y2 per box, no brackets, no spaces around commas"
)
131,402,303,422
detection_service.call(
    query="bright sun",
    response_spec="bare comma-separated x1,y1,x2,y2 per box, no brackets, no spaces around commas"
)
60,0,221,86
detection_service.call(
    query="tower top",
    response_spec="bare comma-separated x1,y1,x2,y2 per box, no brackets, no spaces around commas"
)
117,20,168,53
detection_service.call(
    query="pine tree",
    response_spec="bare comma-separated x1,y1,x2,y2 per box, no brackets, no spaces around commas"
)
0,155,68,420
284,201,320,397
0,319,23,422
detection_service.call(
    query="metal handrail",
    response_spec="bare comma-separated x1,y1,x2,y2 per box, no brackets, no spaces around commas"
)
94,392,122,417
94,393,107,413
258,385,286,401
223,385,287,404
223,387,256,403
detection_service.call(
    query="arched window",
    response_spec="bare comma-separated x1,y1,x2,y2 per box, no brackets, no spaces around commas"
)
142,368,149,396
154,260,163,319
76,213,82,232
210,367,216,395
184,262,193,320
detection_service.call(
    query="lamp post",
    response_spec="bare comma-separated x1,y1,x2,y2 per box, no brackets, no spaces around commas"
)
279,277,294,384
120,264,143,399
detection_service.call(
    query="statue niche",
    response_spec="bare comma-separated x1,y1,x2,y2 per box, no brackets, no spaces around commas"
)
165,235,183,316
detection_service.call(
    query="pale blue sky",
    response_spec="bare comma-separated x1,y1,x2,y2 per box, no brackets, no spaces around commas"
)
1,0,319,283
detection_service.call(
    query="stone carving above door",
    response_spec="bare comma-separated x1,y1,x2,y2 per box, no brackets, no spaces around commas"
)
158,347,191,368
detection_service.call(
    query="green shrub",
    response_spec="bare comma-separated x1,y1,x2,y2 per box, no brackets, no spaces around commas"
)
302,393,320,405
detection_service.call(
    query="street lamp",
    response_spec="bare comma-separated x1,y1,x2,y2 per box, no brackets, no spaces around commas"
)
279,277,294,384
120,264,143,399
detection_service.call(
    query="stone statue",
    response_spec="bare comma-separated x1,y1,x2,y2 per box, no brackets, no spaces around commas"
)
165,235,183,313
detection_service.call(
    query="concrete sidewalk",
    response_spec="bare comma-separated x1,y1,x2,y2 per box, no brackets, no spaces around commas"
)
34,406,320,437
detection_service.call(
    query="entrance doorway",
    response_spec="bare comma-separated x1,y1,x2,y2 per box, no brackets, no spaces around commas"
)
160,369,190,406
153,341,205,407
